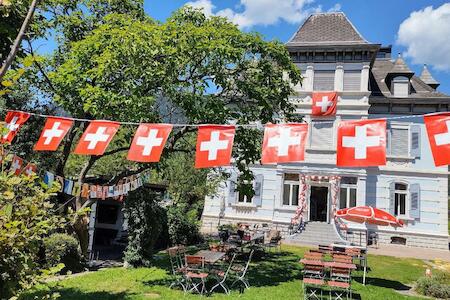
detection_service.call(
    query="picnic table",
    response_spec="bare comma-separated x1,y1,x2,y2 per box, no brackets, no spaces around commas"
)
194,250,226,264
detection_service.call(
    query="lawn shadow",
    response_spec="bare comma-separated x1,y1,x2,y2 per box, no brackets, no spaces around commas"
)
354,276,411,291
20,288,130,300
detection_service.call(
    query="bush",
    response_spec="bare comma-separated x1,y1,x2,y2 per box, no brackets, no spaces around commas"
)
44,233,83,274
415,273,450,299
123,187,168,267
167,203,203,246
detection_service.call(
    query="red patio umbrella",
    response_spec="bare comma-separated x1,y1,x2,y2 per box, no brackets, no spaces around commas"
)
336,206,404,227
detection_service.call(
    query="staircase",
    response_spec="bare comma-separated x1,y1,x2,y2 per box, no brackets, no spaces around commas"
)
285,221,344,246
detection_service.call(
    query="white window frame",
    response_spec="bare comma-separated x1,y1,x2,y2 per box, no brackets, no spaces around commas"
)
393,183,409,218
339,181,357,209
236,180,253,204
282,174,300,207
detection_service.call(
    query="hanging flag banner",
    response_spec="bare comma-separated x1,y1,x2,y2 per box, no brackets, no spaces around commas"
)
311,92,337,116
10,155,23,175
261,123,308,164
74,121,120,155
22,163,37,177
128,124,172,162
195,125,235,168
34,117,74,151
424,112,450,166
1,110,31,143
44,171,55,186
337,119,386,167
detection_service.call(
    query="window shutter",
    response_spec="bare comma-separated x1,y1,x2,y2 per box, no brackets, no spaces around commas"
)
253,174,264,207
311,121,334,149
343,71,361,91
227,172,237,205
389,181,395,215
390,128,409,156
410,124,421,158
409,183,420,219
313,70,335,91
393,82,409,97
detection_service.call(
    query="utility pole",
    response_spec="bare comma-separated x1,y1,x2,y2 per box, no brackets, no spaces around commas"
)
0,0,39,81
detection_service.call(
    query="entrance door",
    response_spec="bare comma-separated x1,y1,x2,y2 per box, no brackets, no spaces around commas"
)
309,186,329,222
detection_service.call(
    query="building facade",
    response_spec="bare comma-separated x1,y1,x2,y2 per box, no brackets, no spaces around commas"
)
201,12,449,250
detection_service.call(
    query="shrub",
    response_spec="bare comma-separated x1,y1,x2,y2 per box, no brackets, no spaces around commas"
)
0,170,67,298
167,203,203,246
44,233,83,274
415,273,450,299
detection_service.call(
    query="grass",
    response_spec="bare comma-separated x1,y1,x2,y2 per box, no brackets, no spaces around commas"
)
20,245,441,300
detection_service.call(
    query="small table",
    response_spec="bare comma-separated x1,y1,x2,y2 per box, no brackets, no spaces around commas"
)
195,250,226,264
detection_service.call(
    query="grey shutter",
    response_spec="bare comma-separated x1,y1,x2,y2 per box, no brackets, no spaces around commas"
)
252,174,264,207
313,70,335,91
410,124,421,158
409,183,420,219
227,172,237,205
390,128,409,156
389,181,395,215
343,70,361,91
311,122,333,149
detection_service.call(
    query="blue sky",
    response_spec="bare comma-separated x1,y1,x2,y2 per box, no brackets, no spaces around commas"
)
144,0,450,94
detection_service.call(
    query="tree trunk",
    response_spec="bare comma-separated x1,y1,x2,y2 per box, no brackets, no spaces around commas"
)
0,0,40,80
73,214,90,258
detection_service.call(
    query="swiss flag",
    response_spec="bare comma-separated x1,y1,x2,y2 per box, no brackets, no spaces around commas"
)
337,119,386,167
195,125,235,168
261,123,308,164
311,92,337,116
128,124,172,162
1,111,30,143
424,112,450,166
23,163,37,177
10,155,23,175
34,117,74,151
74,121,120,155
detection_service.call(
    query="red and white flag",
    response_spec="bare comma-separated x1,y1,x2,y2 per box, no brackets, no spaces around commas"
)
1,111,30,143
10,155,23,175
424,112,450,166
311,92,337,116
128,124,172,162
195,125,235,168
23,163,37,177
337,119,386,167
34,117,74,151
261,123,308,164
74,121,120,155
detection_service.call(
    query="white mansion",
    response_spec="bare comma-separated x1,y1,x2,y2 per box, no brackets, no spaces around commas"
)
201,12,449,250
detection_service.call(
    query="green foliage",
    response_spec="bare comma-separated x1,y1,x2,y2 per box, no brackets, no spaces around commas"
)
123,187,168,267
415,273,450,299
167,203,203,246
0,164,68,298
44,233,83,274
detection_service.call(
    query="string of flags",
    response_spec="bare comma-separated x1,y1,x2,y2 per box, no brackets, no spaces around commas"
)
6,152,152,201
2,92,450,168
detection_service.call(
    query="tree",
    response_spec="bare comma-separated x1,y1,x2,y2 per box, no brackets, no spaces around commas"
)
3,4,302,256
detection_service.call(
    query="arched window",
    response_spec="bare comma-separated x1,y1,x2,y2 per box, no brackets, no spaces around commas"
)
392,76,409,97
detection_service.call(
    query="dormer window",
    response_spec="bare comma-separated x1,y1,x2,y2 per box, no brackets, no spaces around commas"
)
392,76,409,98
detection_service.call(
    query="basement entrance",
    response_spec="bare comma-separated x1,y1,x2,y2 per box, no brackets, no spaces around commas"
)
309,186,329,222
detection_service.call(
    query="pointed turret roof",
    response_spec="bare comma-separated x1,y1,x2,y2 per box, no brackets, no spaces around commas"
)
419,64,440,89
387,53,414,78
286,12,368,46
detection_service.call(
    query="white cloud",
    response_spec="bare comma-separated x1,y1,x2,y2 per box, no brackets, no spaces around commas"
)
397,4,450,71
185,0,340,29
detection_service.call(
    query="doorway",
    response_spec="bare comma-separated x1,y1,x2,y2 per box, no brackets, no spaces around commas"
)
309,186,329,222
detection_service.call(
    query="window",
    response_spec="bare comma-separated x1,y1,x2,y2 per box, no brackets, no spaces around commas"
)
394,183,407,217
310,121,334,149
343,70,361,91
387,124,421,158
238,192,252,204
283,173,300,206
313,70,335,91
392,76,409,97
339,177,357,209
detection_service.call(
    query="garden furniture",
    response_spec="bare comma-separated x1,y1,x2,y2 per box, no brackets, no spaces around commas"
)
263,230,281,252
167,246,187,292
194,250,226,264
230,249,254,291
209,253,237,295
327,264,352,300
183,255,208,295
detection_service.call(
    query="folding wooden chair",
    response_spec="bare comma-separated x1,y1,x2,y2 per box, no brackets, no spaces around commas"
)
328,265,352,300
231,249,254,291
303,277,326,300
167,246,186,291
209,253,237,295
332,254,353,264
184,255,208,295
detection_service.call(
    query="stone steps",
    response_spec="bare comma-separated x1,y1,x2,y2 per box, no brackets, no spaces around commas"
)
285,222,343,246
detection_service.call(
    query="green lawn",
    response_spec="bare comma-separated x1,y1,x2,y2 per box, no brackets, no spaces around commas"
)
21,245,435,300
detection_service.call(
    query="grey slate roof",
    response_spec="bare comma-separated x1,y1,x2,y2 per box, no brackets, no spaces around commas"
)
419,64,440,87
286,12,368,46
370,59,448,98
387,53,414,77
